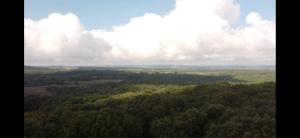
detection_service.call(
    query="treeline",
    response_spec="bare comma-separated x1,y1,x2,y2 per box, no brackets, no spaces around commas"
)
24,82,127,112
24,82,275,138
24,70,241,87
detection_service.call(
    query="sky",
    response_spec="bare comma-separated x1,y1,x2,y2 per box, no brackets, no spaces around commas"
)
25,0,276,66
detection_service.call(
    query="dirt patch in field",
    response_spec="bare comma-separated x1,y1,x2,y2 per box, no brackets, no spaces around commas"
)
24,86,52,97
65,79,124,85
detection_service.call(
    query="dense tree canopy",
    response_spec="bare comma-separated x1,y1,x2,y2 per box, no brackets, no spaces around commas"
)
24,68,275,138
25,81,275,138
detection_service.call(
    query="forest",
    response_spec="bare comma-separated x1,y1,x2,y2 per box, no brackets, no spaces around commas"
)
24,66,275,138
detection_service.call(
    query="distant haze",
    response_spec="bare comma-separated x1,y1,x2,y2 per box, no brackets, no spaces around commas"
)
25,0,275,66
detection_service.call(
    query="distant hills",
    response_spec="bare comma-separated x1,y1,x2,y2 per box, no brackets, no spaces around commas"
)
25,65,275,70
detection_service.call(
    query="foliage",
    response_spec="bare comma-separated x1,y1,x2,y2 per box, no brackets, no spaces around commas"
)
25,79,275,138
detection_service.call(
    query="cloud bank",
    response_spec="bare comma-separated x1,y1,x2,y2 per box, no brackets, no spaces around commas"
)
25,0,275,66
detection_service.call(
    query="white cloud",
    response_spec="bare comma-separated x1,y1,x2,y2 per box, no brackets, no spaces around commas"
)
25,0,275,66
25,13,113,65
